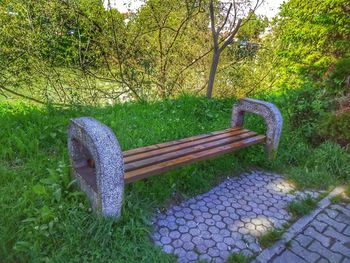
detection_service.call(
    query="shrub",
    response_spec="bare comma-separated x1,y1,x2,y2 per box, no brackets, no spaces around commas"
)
318,111,350,146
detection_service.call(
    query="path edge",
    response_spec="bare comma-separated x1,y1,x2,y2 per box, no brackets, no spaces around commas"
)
252,186,346,263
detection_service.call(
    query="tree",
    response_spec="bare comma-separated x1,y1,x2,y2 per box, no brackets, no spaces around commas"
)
125,0,208,98
273,0,350,88
206,0,263,98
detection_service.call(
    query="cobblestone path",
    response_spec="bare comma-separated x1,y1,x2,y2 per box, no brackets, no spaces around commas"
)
265,202,350,263
151,171,318,262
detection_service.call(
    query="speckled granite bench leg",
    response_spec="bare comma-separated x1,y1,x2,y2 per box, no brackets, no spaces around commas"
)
231,98,283,159
67,117,124,218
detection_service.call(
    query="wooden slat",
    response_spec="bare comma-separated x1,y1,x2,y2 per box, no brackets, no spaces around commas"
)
124,135,266,184
125,131,258,171
123,127,240,157
124,128,250,163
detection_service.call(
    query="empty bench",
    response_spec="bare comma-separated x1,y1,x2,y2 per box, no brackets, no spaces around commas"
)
67,98,282,218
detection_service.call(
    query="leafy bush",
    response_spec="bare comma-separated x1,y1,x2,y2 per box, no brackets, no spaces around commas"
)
259,82,334,147
328,57,350,90
318,111,350,146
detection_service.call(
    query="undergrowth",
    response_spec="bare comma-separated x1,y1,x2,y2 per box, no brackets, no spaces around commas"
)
1,90,349,262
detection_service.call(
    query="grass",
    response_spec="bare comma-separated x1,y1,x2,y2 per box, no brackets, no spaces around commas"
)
1,94,349,262
330,192,350,204
259,229,284,248
258,224,289,249
288,195,318,218
226,253,250,263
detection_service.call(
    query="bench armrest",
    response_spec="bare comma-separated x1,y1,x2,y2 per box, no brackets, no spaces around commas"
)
67,117,124,218
231,98,283,159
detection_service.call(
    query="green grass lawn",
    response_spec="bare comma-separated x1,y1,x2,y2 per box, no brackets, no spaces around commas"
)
1,95,349,262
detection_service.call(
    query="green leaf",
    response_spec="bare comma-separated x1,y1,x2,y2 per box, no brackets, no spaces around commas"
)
32,184,47,196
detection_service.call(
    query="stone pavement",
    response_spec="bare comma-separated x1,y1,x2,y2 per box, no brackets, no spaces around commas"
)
151,170,318,262
254,195,350,263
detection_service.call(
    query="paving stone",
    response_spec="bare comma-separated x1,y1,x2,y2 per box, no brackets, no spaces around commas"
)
325,208,339,219
179,225,189,233
163,245,174,254
208,226,220,234
331,243,350,257
185,251,198,261
212,234,223,243
289,240,320,263
197,223,208,231
217,242,228,251
332,204,350,218
335,213,350,225
223,237,235,246
219,229,230,237
248,242,261,253
183,242,194,251
208,247,220,257
241,248,254,257
310,220,328,233
317,213,346,232
343,226,350,237
304,226,332,247
198,254,211,262
189,228,200,236
187,220,196,228
160,236,172,245
172,239,183,248
272,250,308,263
169,230,181,239
295,234,313,247
324,226,350,243
317,258,329,263
151,171,318,262
174,247,186,258
309,240,343,263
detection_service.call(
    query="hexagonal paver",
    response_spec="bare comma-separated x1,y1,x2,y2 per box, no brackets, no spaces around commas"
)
151,170,319,262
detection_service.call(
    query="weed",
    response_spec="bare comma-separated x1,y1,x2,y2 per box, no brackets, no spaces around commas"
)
288,195,318,218
285,240,292,248
330,193,350,204
259,228,286,248
226,253,250,263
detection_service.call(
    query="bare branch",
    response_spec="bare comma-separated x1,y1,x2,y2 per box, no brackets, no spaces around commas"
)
209,0,219,49
217,3,232,33
220,18,242,52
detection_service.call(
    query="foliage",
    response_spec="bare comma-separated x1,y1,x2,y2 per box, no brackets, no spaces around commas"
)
318,111,350,146
328,57,350,90
274,0,350,83
0,0,272,104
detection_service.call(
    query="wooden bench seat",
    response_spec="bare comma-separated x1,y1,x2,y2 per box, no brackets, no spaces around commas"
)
75,128,265,189
124,128,265,183
68,98,282,217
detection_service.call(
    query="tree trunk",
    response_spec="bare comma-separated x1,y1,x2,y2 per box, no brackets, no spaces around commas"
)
207,49,220,98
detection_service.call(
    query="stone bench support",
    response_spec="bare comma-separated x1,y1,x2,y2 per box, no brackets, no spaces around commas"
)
67,117,124,218
231,98,283,159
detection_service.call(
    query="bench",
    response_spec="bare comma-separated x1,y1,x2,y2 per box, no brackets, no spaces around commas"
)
67,98,282,218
